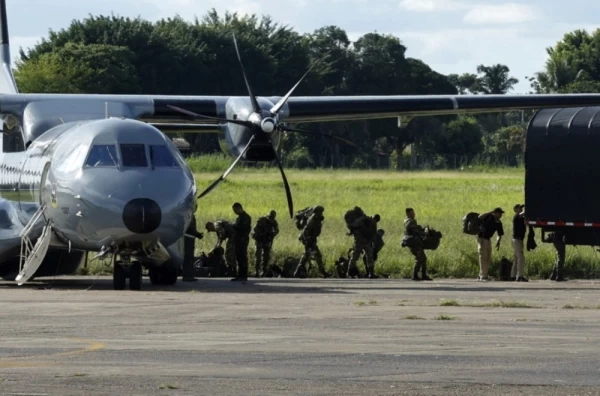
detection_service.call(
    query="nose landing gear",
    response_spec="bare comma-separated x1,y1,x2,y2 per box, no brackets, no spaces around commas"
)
113,255,143,291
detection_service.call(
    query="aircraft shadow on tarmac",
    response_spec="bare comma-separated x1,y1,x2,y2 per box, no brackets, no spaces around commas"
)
1,277,598,293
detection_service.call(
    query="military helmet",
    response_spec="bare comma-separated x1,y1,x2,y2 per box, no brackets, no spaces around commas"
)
313,205,324,213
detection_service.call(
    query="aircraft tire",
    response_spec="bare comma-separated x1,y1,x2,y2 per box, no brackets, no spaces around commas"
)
113,262,126,290
129,262,143,291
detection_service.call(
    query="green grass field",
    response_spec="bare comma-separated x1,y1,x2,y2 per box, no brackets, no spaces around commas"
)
191,168,600,279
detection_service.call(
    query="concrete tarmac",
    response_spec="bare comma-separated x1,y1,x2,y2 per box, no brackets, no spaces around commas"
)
1,277,600,395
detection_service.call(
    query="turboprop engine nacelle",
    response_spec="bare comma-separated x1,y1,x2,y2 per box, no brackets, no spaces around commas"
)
217,97,282,162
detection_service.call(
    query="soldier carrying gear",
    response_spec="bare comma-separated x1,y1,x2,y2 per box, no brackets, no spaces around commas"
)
404,208,433,281
232,203,252,282
545,231,566,282
252,210,279,277
294,205,331,278
347,210,378,279
205,220,237,278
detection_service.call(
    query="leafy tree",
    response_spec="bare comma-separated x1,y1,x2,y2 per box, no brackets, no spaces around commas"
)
420,116,483,163
483,125,525,161
447,73,478,94
15,42,139,94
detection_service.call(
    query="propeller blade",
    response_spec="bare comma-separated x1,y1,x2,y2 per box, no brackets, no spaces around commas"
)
232,34,262,114
280,126,358,148
198,134,257,199
167,105,252,128
270,61,319,115
271,146,294,219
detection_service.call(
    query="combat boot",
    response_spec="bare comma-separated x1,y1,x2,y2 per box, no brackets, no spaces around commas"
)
421,265,433,281
412,268,421,281
421,273,433,281
555,271,566,282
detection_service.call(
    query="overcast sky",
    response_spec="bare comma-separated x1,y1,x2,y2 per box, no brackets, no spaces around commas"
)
9,0,600,94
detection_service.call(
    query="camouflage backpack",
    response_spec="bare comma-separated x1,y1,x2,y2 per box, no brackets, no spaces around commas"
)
344,206,365,232
462,212,480,235
294,207,314,230
253,216,273,240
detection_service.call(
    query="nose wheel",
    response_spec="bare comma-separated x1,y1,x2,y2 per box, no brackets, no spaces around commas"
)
113,258,143,291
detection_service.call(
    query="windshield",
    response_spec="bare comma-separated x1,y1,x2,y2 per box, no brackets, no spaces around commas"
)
150,145,179,167
85,145,119,167
120,144,148,167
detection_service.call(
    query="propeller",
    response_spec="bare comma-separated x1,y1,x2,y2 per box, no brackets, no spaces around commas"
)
168,34,354,218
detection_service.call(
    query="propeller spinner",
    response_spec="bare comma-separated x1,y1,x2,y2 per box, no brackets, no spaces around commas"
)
168,34,356,218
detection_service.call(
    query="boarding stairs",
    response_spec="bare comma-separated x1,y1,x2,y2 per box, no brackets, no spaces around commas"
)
16,203,52,285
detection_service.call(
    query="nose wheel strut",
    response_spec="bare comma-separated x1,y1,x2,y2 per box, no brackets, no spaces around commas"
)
113,255,143,291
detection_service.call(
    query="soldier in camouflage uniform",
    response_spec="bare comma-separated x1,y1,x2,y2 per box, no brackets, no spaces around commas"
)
252,210,279,277
294,206,331,278
404,208,433,281
205,220,237,277
347,212,378,279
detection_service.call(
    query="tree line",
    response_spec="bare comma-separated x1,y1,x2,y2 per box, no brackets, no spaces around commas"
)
14,12,600,169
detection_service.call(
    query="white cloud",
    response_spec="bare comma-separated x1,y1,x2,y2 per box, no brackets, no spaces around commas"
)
399,0,468,12
463,3,542,25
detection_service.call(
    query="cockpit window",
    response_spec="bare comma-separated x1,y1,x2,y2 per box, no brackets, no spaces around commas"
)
85,145,119,167
150,145,179,167
120,144,148,167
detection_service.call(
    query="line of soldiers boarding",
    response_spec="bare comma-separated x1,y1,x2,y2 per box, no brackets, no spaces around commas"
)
181,202,566,283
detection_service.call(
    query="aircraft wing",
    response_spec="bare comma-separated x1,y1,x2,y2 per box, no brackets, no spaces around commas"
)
148,93,600,124
278,94,600,123
2,93,600,130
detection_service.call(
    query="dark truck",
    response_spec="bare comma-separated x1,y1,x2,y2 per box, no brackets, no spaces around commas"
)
525,106,600,245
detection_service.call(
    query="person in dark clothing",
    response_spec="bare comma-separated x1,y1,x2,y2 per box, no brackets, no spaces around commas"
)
232,202,252,282
477,208,505,281
182,215,204,282
510,204,528,282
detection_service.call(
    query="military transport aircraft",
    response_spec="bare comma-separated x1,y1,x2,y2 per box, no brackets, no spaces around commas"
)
1,0,600,290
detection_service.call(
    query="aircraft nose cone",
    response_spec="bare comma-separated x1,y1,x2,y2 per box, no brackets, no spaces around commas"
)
122,198,162,234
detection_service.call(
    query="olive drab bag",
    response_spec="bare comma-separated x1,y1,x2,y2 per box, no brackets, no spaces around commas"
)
462,212,481,235
294,207,314,230
422,227,443,250
344,206,365,232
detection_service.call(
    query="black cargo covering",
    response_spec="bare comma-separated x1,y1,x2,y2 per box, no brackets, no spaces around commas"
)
525,106,600,223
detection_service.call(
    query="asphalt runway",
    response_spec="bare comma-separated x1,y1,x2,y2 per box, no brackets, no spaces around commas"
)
2,277,600,395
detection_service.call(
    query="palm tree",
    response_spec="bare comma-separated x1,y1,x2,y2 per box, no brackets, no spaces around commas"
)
535,48,584,93
472,64,519,94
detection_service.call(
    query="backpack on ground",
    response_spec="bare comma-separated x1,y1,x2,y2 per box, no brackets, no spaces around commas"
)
283,257,300,277
462,212,480,235
334,256,349,278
